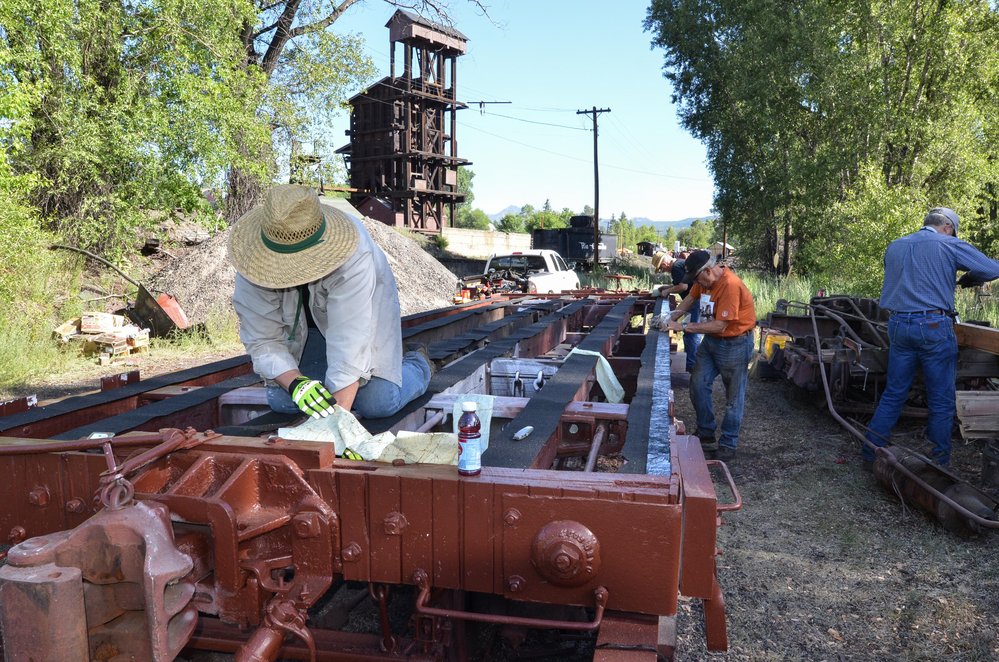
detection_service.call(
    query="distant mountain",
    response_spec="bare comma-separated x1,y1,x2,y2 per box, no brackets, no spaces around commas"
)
487,205,523,222
486,206,717,231
599,215,718,233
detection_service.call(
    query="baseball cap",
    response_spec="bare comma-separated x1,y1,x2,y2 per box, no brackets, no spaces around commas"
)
925,207,959,237
682,250,716,284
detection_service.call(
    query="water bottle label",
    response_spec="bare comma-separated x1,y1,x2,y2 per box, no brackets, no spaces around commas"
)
458,435,481,473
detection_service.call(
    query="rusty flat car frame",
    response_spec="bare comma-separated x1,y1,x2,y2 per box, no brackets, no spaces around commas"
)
0,291,739,662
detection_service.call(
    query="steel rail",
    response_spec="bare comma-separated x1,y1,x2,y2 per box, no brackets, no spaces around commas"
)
807,304,999,529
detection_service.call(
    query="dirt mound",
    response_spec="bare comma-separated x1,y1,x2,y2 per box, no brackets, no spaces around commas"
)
148,217,459,323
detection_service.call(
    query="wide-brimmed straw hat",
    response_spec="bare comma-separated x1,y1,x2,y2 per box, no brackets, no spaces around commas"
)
651,251,671,272
228,184,359,288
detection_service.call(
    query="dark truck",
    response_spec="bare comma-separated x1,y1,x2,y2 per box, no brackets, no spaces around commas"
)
530,215,617,271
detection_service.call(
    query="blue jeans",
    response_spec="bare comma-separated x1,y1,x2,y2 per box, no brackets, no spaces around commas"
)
682,303,702,373
268,352,431,419
266,329,432,419
689,333,753,449
864,312,957,464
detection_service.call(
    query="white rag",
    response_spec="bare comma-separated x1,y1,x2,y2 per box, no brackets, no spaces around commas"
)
278,405,458,464
566,348,625,403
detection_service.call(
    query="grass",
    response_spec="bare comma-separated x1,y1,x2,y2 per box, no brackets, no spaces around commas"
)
0,310,78,391
583,258,999,325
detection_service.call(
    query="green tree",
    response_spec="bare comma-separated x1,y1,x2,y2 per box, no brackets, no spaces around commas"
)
664,226,678,248
524,199,567,231
453,208,490,230
1,0,266,256
677,218,716,250
496,213,525,233
645,0,999,287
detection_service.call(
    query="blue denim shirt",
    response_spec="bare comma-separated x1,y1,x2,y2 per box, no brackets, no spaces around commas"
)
880,227,999,312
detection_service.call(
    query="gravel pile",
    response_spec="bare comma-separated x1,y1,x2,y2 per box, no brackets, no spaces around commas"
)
148,215,460,323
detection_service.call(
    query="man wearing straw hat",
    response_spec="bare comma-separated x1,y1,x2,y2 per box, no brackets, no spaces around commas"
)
229,184,432,420
651,251,701,374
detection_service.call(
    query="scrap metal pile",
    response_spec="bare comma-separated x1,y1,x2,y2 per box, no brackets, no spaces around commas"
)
759,295,999,533
0,291,739,661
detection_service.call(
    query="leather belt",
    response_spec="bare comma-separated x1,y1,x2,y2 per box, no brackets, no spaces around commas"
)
717,331,752,341
890,309,950,316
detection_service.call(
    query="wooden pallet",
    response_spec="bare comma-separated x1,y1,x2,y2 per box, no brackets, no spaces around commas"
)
955,390,999,438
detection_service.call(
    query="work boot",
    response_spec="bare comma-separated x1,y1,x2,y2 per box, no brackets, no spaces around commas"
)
405,342,436,375
715,446,736,462
695,431,718,452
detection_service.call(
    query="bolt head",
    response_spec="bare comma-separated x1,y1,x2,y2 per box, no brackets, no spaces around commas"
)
292,512,322,538
506,575,525,592
28,486,49,507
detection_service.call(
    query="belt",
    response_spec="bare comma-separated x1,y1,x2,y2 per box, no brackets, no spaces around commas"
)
890,309,951,316
716,331,752,341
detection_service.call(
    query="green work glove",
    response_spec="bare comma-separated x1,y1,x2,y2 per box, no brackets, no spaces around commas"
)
288,377,336,419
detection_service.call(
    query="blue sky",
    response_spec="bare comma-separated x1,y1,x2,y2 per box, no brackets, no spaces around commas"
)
332,1,715,222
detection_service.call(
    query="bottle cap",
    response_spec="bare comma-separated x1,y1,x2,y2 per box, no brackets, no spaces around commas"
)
461,401,477,412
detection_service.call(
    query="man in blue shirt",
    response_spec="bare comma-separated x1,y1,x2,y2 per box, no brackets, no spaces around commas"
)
865,207,999,467
652,252,701,373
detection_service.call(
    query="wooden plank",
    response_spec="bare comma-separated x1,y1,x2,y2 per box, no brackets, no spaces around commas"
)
955,323,999,355
367,472,402,584
461,480,494,593
401,475,434,584
432,477,461,587
337,470,370,581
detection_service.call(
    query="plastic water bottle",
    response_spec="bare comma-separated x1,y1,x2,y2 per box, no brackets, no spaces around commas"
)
457,401,482,476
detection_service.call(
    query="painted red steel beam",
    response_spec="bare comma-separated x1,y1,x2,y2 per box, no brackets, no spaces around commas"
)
670,434,730,652
410,300,563,365
0,355,254,439
487,297,638,469
362,298,591,435
50,372,262,441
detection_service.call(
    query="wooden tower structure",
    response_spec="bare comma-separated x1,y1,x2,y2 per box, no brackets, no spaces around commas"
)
338,10,469,232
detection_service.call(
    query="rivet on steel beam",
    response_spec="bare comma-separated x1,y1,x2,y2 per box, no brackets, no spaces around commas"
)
342,542,362,562
506,575,526,592
503,508,521,526
383,512,408,535
65,498,86,514
292,512,321,538
28,486,49,507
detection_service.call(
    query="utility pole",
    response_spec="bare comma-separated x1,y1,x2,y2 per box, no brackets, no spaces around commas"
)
577,107,611,266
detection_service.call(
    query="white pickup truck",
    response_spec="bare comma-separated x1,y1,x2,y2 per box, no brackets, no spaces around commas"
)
482,249,580,294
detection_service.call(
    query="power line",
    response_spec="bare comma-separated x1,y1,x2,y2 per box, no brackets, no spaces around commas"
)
476,110,589,131
463,122,711,182
462,123,591,162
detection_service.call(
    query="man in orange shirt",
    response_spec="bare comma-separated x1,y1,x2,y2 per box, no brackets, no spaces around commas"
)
661,250,756,461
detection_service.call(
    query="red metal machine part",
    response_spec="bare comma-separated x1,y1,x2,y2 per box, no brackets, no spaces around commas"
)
0,293,739,660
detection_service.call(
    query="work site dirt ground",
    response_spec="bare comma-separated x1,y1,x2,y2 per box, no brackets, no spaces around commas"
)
670,365,999,661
